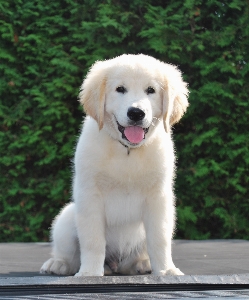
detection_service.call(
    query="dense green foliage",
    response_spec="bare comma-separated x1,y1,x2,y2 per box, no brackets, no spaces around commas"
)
1,0,248,241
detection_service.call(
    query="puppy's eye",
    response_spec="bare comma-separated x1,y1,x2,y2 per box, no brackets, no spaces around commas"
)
116,86,127,94
146,86,155,94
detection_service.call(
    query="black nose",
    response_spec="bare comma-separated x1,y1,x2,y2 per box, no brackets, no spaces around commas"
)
127,107,145,121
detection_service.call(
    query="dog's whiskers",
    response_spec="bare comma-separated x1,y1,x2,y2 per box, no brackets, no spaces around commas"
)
106,117,115,129
152,117,161,127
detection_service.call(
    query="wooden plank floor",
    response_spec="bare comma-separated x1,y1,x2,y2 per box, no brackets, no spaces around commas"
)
1,240,249,299
1,240,249,277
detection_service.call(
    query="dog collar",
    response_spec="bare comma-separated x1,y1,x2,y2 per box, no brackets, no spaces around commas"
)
119,141,130,155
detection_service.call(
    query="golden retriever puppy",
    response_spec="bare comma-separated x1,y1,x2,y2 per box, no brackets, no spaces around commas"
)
40,54,189,276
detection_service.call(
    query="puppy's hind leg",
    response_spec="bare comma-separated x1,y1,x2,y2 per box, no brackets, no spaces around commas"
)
118,251,151,275
40,203,80,275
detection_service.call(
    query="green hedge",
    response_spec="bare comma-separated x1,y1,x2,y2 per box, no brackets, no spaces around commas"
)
1,0,249,241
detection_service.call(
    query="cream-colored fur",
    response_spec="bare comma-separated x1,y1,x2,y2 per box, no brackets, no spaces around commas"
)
40,54,189,276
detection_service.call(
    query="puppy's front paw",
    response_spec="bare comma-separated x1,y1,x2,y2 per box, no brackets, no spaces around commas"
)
165,267,184,275
74,269,104,277
153,267,184,276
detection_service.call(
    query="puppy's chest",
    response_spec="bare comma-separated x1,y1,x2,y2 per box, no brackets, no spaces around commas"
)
95,172,154,225
95,168,157,194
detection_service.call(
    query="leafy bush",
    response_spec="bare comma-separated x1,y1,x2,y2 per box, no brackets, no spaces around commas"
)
0,0,248,241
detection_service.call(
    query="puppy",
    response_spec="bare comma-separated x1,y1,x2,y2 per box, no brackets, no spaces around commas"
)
40,54,189,276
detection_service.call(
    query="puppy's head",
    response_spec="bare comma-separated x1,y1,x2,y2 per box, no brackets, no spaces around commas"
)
79,54,189,147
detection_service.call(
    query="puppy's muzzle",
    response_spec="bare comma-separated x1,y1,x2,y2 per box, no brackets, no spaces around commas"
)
116,108,149,146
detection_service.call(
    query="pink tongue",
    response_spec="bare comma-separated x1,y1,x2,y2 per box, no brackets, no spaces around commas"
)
124,126,144,144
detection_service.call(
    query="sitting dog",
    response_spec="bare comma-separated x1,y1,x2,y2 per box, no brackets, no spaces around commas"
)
40,54,189,276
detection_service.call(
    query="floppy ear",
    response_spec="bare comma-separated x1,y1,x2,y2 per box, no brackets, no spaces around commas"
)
162,65,189,133
79,61,107,130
